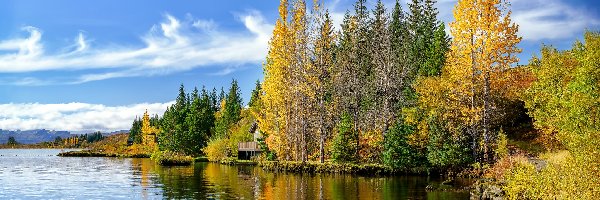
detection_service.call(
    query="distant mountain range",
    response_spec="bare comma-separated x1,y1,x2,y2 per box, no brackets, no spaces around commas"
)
0,129,129,144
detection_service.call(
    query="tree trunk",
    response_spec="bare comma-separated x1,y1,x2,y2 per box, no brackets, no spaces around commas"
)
483,71,490,163
319,100,325,163
470,32,479,163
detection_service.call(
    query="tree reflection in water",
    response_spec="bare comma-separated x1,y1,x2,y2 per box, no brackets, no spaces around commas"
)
130,160,470,199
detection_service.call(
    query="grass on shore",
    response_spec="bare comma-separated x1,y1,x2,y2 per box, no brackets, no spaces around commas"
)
151,150,193,166
258,160,394,175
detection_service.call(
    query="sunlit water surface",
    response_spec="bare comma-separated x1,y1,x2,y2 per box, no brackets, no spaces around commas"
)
0,149,470,199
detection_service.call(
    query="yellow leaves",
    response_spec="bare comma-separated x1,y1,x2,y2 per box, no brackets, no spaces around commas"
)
358,130,383,163
408,120,429,150
141,110,159,147
260,0,303,160
422,0,521,124
504,151,600,199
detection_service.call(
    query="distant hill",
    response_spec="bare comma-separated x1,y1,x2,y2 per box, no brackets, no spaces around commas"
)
0,129,72,144
0,129,131,144
104,130,129,136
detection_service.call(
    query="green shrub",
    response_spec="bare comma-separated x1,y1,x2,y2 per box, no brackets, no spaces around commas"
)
382,122,424,170
203,137,230,162
426,119,472,171
495,129,508,160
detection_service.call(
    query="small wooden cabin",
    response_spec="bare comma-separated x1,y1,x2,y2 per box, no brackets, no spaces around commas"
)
237,122,262,160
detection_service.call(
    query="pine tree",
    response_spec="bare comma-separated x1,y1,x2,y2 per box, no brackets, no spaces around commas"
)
210,87,218,112
311,7,336,163
248,80,262,108
185,87,205,155
159,106,177,151
224,79,243,126
129,116,143,144
6,136,18,146
421,0,449,77
369,0,397,134
332,0,372,159
218,87,226,110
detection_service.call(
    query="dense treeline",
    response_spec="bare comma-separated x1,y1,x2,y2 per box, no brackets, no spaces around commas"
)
132,0,522,171
257,0,523,173
61,132,105,147
261,0,446,165
129,80,250,158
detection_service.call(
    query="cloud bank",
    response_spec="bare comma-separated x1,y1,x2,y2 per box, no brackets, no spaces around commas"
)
0,102,173,132
0,102,173,131
0,12,273,85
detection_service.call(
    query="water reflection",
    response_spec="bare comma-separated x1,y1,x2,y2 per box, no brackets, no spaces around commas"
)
0,149,469,199
141,161,470,199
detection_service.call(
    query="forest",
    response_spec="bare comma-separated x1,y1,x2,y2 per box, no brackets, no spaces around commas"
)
127,0,599,198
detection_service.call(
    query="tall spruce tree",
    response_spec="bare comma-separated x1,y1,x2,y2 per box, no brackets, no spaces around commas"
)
224,79,242,126
312,8,336,163
248,80,262,108
184,87,213,156
129,116,143,144
332,11,360,161
369,0,397,134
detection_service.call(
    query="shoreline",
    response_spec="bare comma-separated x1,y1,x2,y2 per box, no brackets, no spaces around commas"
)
0,145,83,149
57,150,150,158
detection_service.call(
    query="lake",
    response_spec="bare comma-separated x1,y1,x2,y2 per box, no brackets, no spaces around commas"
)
0,149,470,199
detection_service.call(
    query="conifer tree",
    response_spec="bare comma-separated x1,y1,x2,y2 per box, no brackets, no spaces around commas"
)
248,80,262,108
369,0,397,134
129,116,143,144
311,7,336,163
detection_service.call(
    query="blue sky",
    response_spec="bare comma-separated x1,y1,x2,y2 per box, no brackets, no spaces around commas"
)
0,0,598,132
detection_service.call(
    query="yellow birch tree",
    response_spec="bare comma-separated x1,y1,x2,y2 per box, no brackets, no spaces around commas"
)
259,0,293,160
417,0,521,162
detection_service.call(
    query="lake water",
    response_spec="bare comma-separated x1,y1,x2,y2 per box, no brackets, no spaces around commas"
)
0,149,470,199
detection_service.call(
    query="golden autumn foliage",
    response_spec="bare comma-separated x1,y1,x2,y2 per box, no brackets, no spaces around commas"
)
141,110,159,148
505,31,600,199
260,0,334,162
260,0,292,160
416,0,521,162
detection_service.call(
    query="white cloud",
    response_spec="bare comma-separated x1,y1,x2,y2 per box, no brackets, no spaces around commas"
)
0,12,273,85
75,32,87,52
193,19,218,31
0,102,174,132
435,0,599,41
510,0,599,41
